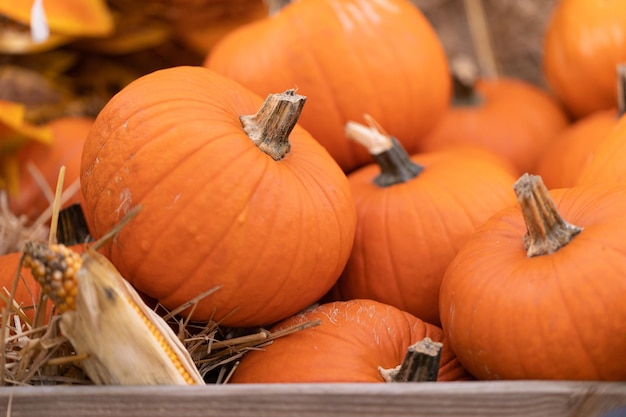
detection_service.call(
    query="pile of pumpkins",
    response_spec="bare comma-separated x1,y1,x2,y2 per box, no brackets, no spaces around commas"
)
3,0,626,383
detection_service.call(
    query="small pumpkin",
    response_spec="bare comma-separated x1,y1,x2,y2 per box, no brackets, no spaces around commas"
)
80,66,357,328
10,116,93,221
419,65,569,175
330,119,517,326
205,0,451,173
543,0,626,119
230,299,471,383
440,174,626,380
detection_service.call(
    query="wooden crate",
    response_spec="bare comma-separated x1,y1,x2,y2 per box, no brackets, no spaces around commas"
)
1,381,625,417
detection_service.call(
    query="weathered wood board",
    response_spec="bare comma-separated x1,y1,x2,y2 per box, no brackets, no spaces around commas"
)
0,381,625,417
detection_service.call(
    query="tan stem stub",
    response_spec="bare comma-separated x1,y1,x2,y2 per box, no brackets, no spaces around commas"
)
264,0,293,16
345,117,423,187
379,337,442,383
514,173,583,257
451,56,483,106
617,64,626,117
240,89,306,161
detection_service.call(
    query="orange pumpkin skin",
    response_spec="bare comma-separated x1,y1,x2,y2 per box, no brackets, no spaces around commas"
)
230,299,471,383
80,66,357,328
439,183,626,380
10,116,93,221
577,113,626,185
333,146,518,326
419,77,569,175
0,251,40,317
205,0,450,173
534,109,617,189
543,0,626,119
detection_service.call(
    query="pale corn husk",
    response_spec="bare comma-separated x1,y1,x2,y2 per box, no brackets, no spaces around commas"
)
57,245,205,385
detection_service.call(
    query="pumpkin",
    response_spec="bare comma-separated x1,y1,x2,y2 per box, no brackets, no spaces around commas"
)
204,0,451,173
230,299,471,383
439,174,626,380
543,0,626,119
330,119,517,326
80,66,357,328
533,108,617,189
9,116,93,221
419,72,569,176
576,111,626,185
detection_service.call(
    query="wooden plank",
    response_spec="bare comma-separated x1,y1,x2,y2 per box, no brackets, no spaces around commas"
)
0,381,625,417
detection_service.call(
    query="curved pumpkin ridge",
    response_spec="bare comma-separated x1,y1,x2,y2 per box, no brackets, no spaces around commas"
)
81,66,264,236
286,5,358,170
129,138,270,300
84,106,245,242
155,143,350,324
155,152,302,313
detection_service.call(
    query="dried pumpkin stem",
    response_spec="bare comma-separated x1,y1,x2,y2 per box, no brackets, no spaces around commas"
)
240,89,306,161
451,56,484,106
514,173,583,257
345,118,422,187
379,337,442,382
618,64,626,117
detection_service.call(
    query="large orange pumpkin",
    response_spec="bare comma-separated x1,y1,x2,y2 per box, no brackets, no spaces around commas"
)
230,299,471,383
204,0,451,173
330,121,517,326
419,76,569,175
80,66,357,328
10,116,93,221
543,0,626,119
440,174,626,380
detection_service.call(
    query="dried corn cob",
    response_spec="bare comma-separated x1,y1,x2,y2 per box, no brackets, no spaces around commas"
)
22,242,204,385
23,242,81,313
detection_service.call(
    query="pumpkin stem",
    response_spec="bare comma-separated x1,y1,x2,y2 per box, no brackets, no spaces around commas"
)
617,64,626,117
240,89,306,161
451,56,484,106
345,116,423,187
514,173,583,257
379,337,442,382
264,0,293,16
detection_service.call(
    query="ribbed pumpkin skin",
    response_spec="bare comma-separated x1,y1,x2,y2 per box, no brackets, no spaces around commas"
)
419,77,569,175
205,0,450,173
440,183,626,380
577,113,626,185
534,109,617,189
230,299,471,383
0,251,40,315
333,147,518,326
80,66,357,327
10,116,93,221
543,0,626,119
